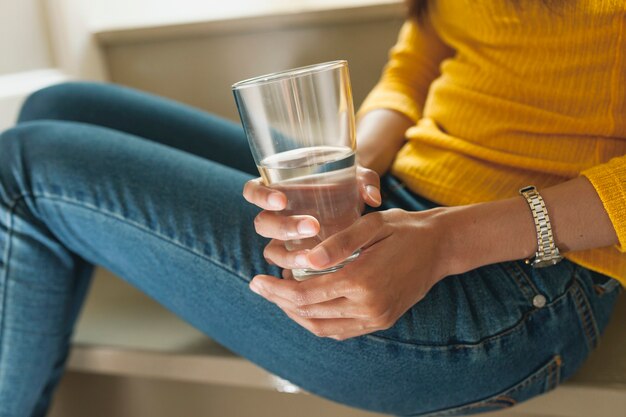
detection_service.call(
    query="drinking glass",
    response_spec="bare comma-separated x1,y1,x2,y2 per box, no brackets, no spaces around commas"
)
232,60,360,280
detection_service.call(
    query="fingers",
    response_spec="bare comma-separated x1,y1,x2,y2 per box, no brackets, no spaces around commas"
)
251,279,364,318
357,166,381,207
264,240,311,269
249,271,396,340
254,211,319,240
242,178,286,211
306,212,388,270
250,274,352,306
285,298,372,319
254,271,392,321
325,326,379,341
280,309,372,339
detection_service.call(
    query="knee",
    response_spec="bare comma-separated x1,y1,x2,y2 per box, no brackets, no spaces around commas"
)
17,81,105,123
0,122,62,203
0,123,29,167
0,124,29,203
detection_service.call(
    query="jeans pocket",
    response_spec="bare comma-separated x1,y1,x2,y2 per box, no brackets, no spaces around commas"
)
589,271,622,297
418,355,563,417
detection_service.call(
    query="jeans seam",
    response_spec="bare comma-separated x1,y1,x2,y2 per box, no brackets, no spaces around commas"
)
550,356,562,389
508,356,560,397
492,396,516,407
0,278,68,295
417,355,562,416
8,192,252,285
512,261,541,295
364,287,571,350
501,261,537,302
4,325,67,337
546,360,554,391
0,198,20,382
570,280,600,351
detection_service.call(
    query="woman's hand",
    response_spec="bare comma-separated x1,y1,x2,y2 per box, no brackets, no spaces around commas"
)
243,166,451,341
249,208,450,340
242,166,382,269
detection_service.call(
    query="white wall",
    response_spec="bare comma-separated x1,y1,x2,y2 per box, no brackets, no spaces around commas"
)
0,0,109,130
0,0,54,75
44,0,107,80
104,15,403,121
83,0,400,32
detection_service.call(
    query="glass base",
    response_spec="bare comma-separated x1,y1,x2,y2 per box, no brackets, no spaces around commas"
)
292,250,360,281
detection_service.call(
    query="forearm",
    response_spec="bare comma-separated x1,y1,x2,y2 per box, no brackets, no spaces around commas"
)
438,176,619,276
356,109,414,176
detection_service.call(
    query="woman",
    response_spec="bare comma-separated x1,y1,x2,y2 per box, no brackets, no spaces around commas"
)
0,0,624,415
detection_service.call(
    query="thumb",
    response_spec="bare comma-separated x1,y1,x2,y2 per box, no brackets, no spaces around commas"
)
306,213,386,270
357,166,382,207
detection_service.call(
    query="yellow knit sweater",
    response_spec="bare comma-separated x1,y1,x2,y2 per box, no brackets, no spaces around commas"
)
359,0,626,284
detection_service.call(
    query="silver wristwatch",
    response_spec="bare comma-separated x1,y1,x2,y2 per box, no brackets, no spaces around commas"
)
519,185,564,268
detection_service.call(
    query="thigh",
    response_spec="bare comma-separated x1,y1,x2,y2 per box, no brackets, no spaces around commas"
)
1,120,271,281
17,81,257,175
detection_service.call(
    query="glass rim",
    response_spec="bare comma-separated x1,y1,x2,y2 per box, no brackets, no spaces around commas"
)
232,60,347,90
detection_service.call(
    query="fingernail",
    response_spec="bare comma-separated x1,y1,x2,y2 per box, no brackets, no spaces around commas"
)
295,253,309,267
268,193,284,209
297,219,317,236
366,185,381,205
308,247,330,268
250,281,263,294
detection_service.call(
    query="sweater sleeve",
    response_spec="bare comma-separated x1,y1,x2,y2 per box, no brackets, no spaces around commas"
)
581,155,626,252
357,18,454,123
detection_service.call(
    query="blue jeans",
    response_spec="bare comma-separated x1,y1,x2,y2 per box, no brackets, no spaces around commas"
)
0,82,621,417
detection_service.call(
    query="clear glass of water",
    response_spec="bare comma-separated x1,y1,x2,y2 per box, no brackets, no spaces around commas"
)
232,60,360,280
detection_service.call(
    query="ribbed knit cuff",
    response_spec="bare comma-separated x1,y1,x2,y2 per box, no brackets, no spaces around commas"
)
357,85,422,123
581,156,626,252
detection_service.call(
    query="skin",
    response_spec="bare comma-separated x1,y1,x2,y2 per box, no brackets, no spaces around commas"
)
242,108,620,341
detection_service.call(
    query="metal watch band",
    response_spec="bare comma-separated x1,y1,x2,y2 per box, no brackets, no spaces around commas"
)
519,185,563,268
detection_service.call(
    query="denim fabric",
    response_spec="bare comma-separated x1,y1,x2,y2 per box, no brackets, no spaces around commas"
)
0,82,621,417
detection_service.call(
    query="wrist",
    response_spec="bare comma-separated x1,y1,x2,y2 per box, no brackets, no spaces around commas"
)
410,207,465,279
435,198,538,276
